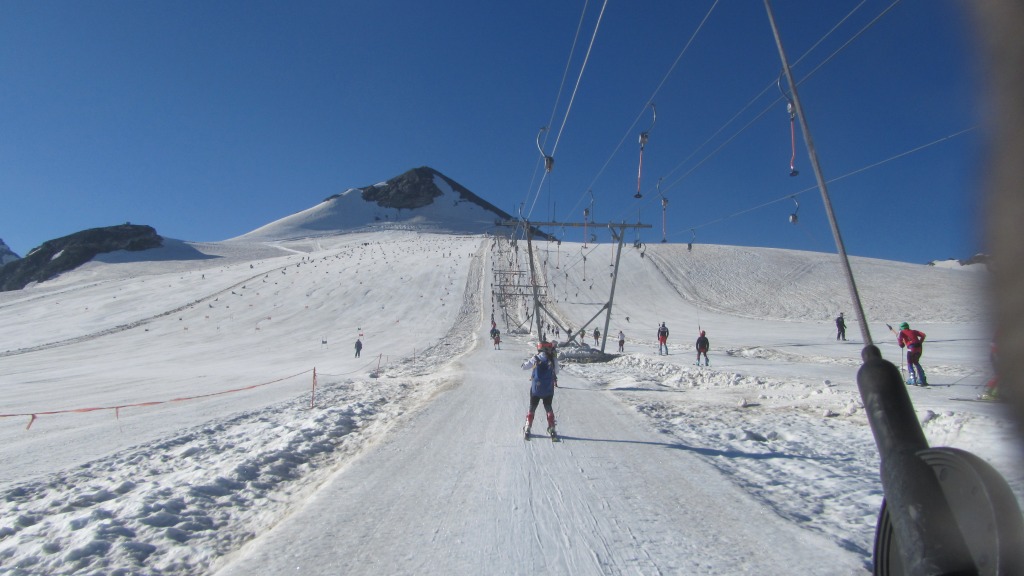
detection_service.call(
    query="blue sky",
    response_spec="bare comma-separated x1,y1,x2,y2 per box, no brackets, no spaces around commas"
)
1,1,981,263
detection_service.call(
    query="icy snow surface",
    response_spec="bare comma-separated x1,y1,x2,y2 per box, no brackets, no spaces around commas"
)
0,230,1017,575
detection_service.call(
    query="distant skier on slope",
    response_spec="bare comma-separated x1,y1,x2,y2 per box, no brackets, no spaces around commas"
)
696,330,710,366
657,322,669,355
355,338,363,358
835,312,847,341
897,322,928,386
618,330,626,353
490,327,501,350
593,327,601,347
521,341,559,439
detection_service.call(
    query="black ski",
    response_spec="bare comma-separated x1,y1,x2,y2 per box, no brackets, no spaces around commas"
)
950,397,1003,403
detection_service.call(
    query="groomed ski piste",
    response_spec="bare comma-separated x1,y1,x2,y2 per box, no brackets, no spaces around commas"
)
0,227,1016,575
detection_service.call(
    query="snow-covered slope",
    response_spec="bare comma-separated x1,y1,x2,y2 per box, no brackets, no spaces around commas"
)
535,241,989,325
0,231,1016,575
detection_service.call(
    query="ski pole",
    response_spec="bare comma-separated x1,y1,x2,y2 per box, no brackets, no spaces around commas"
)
901,348,907,382
886,323,907,382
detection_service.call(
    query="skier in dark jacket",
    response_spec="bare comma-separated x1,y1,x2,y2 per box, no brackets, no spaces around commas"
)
897,322,928,386
696,330,710,366
355,338,363,358
835,313,847,341
657,322,669,355
521,341,559,437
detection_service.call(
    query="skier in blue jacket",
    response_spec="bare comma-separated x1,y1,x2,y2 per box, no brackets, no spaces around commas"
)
522,341,559,437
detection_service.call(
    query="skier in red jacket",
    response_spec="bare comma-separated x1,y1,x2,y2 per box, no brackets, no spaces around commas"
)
897,322,928,386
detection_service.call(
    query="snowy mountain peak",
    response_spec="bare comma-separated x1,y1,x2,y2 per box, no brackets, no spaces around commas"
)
234,167,515,241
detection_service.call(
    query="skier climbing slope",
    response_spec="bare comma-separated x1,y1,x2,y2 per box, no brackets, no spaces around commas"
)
522,341,558,440
214,311,865,575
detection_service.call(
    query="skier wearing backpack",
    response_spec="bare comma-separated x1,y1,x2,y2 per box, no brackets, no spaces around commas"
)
897,322,928,386
657,322,669,355
696,330,710,366
521,341,559,438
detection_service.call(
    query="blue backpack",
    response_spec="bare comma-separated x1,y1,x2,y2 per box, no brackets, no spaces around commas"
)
534,354,554,386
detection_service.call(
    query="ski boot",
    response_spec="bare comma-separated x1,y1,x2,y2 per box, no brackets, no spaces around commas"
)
546,412,558,441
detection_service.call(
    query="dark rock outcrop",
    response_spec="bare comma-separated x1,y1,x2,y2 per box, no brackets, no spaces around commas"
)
326,166,512,218
359,168,446,210
0,238,19,266
321,166,551,239
960,253,990,267
0,224,162,291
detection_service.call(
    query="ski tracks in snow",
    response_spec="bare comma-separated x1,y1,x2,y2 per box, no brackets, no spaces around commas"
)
213,259,866,576
0,238,490,576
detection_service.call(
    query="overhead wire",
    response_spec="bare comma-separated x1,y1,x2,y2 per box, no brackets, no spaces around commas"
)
652,0,902,201
793,0,903,92
530,0,913,287
515,1,591,241
546,0,919,319
584,0,876,234
525,0,611,222
667,126,976,239
579,0,859,225
563,0,721,222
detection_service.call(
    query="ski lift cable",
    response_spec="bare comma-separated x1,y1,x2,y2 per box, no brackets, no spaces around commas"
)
518,2,591,229
767,0,874,346
654,0,876,195
664,126,975,239
794,0,904,92
525,0,610,223
610,5,881,226
654,0,894,203
568,0,891,231
568,0,720,220
642,0,887,201
550,0,609,158
546,0,591,144
553,238,606,279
